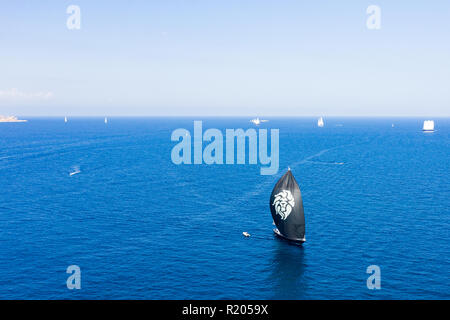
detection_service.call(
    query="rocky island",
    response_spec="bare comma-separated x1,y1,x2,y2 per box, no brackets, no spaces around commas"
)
0,115,28,122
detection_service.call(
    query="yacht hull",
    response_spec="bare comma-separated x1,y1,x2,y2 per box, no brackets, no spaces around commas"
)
273,228,305,244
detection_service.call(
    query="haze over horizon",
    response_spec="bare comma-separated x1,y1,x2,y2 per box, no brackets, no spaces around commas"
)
1,1,449,117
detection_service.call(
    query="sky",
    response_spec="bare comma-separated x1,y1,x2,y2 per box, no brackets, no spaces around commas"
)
0,0,449,116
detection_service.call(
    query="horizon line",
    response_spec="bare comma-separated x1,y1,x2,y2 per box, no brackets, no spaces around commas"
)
14,115,450,118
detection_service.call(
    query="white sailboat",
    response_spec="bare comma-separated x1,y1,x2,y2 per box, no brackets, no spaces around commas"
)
104,117,108,124
422,120,434,132
64,116,68,123
317,117,324,127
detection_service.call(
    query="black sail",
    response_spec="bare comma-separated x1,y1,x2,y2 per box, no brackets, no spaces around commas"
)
270,169,305,242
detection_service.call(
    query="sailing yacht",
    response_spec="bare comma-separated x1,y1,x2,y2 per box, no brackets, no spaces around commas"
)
317,117,324,127
270,169,305,244
64,116,68,123
422,120,434,132
104,117,108,124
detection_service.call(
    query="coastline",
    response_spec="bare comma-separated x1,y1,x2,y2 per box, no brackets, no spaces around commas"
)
0,119,28,123
0,116,28,122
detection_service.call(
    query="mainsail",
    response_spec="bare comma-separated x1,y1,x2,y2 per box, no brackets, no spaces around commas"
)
270,169,305,242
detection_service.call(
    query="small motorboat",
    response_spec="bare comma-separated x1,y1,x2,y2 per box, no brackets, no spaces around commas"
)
250,117,268,125
69,166,81,176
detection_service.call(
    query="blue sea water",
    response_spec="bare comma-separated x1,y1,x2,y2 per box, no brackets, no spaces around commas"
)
0,117,448,300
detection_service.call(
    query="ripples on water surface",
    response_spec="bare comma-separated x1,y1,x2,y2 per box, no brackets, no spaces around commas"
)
0,118,448,299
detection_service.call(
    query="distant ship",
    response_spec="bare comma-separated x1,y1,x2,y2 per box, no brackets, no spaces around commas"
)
104,117,108,124
250,117,268,125
269,168,305,244
0,115,27,123
65,116,68,123
422,120,435,132
317,117,324,127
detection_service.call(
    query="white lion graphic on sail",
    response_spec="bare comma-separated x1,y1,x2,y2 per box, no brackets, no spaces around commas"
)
272,190,295,220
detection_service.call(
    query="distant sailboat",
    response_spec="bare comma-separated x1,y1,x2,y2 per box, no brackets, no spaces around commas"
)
250,117,268,125
270,169,305,244
104,117,108,124
64,116,68,123
422,120,434,132
317,117,324,127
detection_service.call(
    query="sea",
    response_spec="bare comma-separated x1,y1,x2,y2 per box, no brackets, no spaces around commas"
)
0,117,448,299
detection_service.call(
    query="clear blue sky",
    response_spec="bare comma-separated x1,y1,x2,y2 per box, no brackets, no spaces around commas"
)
0,0,449,116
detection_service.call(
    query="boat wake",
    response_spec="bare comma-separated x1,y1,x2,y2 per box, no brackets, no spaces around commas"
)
290,145,349,167
304,160,344,165
235,145,350,204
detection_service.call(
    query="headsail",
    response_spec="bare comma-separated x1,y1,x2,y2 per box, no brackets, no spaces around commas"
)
270,169,305,242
